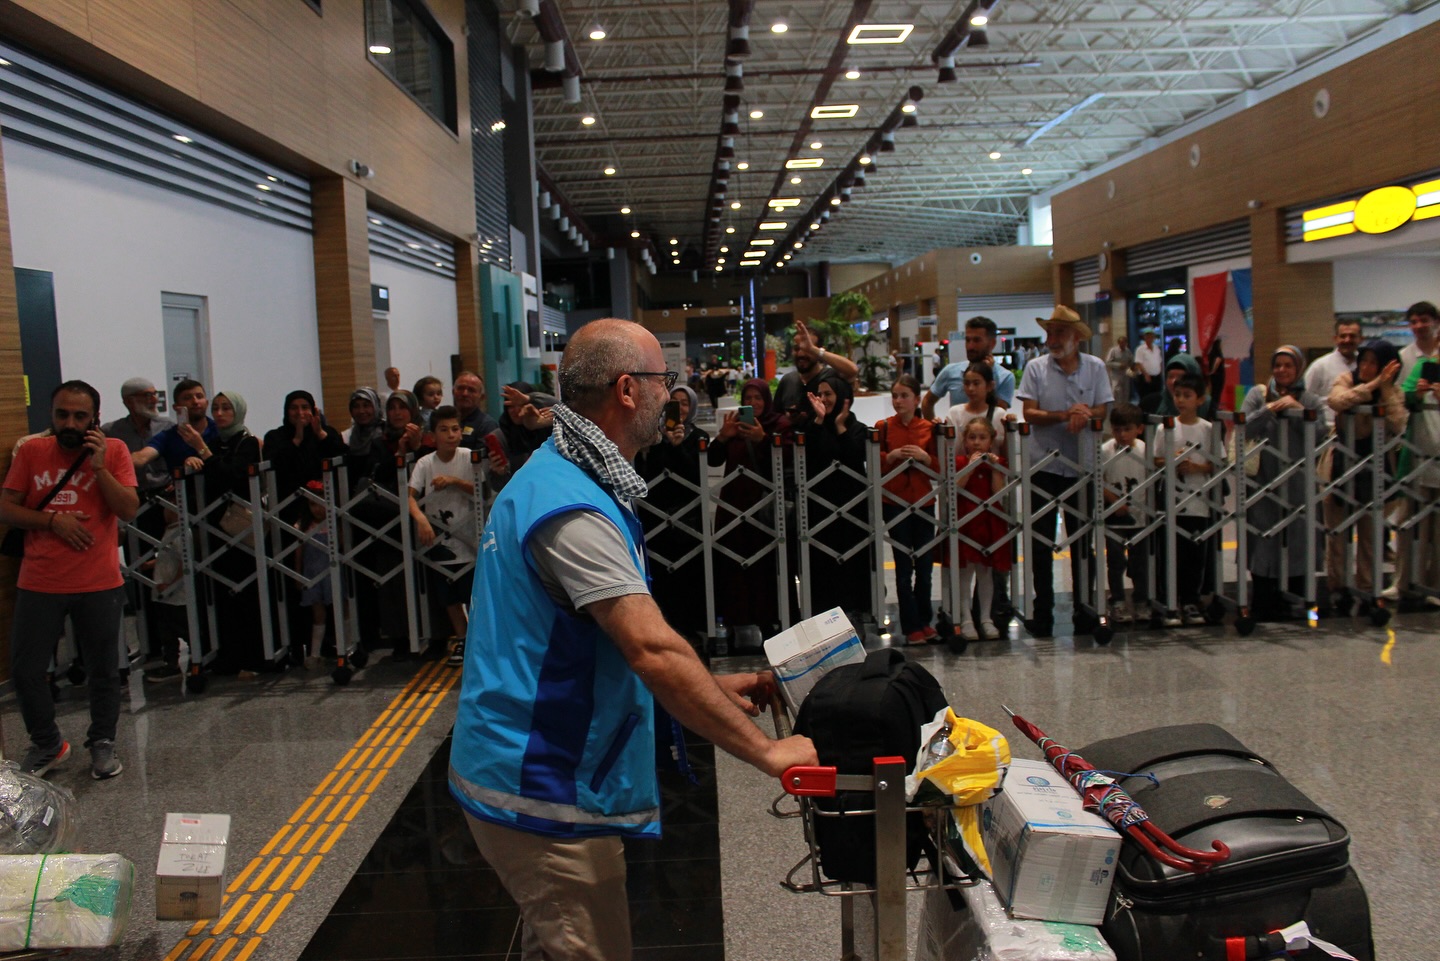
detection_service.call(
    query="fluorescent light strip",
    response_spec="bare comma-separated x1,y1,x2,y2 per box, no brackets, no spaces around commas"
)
1304,212,1355,232
785,158,825,169
740,260,762,266
759,221,787,230
750,239,775,246
846,24,913,44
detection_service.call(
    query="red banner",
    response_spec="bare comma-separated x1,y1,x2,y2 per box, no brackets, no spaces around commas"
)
1192,271,1228,355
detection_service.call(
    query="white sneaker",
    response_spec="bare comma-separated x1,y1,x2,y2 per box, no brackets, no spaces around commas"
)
960,622,980,641
1425,595,1440,609
1108,602,1132,624
1379,585,1401,602
1161,610,1183,628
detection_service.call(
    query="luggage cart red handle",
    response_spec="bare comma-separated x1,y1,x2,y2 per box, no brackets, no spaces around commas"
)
781,758,909,797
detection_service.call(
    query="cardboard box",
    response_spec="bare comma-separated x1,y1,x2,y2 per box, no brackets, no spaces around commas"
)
763,607,866,713
156,813,230,920
980,760,1120,925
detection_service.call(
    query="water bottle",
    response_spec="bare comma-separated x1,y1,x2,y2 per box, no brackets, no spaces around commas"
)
714,617,729,657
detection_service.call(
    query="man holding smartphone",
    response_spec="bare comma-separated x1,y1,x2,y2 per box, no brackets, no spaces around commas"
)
1,381,139,779
1388,301,1440,603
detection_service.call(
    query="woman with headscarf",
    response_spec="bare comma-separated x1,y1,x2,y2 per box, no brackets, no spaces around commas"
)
797,368,870,622
191,392,269,675
484,381,556,491
262,390,345,522
1324,339,1406,606
1144,353,1219,420
635,385,709,639
708,378,792,637
1242,346,1326,619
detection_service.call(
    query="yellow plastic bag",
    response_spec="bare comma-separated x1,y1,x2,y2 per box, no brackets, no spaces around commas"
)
912,709,1010,877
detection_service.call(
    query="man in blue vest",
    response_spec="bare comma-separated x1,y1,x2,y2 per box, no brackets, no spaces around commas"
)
449,318,816,960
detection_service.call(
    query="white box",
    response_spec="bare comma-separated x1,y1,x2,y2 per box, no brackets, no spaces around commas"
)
763,607,865,713
980,760,1120,925
156,813,230,920
916,876,1116,961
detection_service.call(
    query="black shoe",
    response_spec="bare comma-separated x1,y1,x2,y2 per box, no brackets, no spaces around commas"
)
144,664,182,683
1022,618,1053,638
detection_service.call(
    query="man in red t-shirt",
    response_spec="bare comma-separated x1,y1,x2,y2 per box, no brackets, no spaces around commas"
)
1,380,138,779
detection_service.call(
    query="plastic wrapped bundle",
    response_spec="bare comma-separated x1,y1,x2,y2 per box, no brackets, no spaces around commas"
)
917,878,1116,961
0,853,134,950
0,762,78,855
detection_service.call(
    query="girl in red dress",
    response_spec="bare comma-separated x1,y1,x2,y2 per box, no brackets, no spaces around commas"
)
954,416,1012,641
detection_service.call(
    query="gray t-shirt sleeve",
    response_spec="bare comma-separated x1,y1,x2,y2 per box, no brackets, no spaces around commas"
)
527,509,650,613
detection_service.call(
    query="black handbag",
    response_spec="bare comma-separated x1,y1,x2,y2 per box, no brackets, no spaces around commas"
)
0,452,90,559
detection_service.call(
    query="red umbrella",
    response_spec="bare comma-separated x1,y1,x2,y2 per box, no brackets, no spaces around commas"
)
1003,706,1230,874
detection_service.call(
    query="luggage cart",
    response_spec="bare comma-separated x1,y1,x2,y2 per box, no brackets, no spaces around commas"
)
769,706,975,960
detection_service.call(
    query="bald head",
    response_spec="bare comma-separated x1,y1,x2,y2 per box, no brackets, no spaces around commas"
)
559,318,654,415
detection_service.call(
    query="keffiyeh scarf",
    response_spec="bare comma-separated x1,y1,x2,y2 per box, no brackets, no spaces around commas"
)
550,403,649,501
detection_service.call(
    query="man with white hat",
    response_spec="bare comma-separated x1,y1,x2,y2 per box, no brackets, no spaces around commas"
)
101,378,173,495
1017,306,1114,638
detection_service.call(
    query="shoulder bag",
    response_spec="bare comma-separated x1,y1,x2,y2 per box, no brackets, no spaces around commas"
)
0,452,90,558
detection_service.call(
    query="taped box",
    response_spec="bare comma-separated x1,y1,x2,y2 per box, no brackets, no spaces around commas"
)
981,760,1120,925
156,813,230,920
0,852,134,950
763,607,865,714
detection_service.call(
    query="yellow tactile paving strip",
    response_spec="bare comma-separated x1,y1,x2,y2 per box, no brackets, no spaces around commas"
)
161,659,462,961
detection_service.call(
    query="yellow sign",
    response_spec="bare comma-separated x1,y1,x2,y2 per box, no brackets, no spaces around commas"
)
1303,178,1440,241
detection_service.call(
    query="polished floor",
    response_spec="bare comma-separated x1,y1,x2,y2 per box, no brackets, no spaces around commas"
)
0,599,1434,960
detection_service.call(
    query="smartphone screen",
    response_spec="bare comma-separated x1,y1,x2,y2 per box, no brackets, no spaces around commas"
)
737,405,755,426
663,400,682,430
1422,361,1440,383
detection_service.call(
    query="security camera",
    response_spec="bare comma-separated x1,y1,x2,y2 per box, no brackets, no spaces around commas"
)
349,160,375,179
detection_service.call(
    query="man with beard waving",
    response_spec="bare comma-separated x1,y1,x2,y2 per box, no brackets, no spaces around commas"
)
1,380,138,779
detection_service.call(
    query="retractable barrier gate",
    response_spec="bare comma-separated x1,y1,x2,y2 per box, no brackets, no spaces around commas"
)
707,434,791,644
792,432,881,626
1013,419,1111,641
1381,397,1440,609
634,437,717,641
1321,407,1393,622
871,425,955,642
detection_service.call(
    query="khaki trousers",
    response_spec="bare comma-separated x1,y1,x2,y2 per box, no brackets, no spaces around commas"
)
466,813,632,961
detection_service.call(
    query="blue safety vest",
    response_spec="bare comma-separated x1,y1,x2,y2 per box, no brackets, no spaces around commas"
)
448,440,660,838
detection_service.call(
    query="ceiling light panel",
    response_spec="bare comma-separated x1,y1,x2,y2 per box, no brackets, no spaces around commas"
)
785,158,825,169
810,105,859,120
846,24,913,45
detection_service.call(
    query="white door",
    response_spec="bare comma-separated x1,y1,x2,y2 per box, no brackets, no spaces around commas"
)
161,293,212,395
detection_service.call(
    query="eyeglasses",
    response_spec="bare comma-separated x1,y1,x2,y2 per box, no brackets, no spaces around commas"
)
609,371,679,391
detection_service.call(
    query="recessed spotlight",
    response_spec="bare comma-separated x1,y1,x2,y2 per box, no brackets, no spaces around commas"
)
670,238,679,245
582,116,596,125
811,104,859,119
771,22,788,33
631,230,641,238
716,266,724,272
621,206,631,214
737,162,750,170
846,24,913,44
830,197,841,205
844,69,860,80
731,201,742,209
859,154,872,165
749,109,766,120
810,223,820,230
970,14,988,27
793,242,804,249
785,158,825,169
784,254,793,260
810,141,823,150
901,104,916,114
791,177,802,185
720,246,730,252
588,25,607,40
726,227,736,234
718,258,726,263
1021,168,1032,175
759,221,787,230
989,151,1002,160
604,166,616,175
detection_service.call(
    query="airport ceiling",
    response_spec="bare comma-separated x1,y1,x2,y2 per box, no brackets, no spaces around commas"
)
513,1,1422,272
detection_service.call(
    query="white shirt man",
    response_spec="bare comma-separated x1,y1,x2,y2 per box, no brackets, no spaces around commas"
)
1304,320,1361,428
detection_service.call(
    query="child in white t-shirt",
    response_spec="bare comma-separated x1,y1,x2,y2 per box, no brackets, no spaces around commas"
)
1101,404,1151,624
1159,373,1219,624
408,406,478,666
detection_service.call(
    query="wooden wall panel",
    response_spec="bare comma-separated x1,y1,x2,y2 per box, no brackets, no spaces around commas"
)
847,246,1054,337
0,127,30,681
311,175,374,428
830,262,890,292
1249,209,1333,371
3,0,475,239
454,242,483,374
1052,19,1440,264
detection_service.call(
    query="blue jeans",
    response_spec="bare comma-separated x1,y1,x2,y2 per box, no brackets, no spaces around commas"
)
884,504,934,635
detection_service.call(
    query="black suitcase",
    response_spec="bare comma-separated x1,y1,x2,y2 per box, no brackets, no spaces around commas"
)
1079,723,1373,961
792,647,948,884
